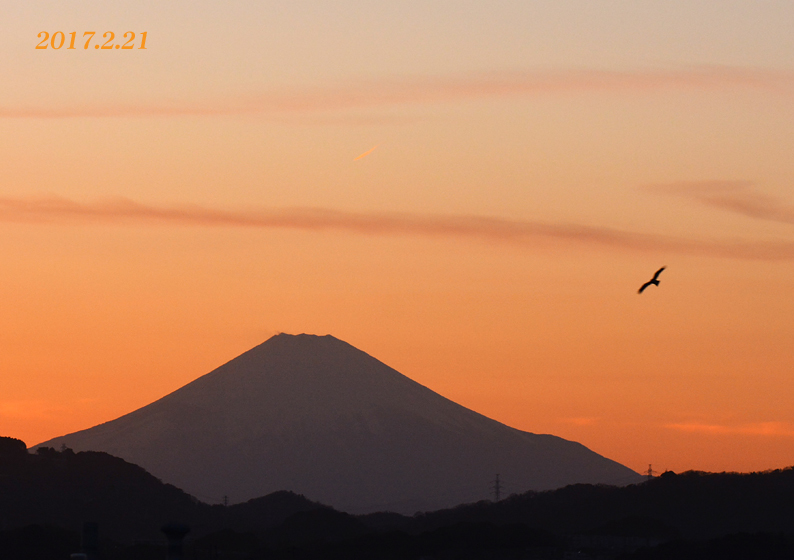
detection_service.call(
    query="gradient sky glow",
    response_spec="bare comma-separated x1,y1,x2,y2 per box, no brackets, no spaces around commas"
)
2,1,794,477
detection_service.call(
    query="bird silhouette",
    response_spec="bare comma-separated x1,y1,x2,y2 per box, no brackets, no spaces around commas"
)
638,266,665,294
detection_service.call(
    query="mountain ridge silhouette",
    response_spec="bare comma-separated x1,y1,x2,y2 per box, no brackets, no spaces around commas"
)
36,333,641,513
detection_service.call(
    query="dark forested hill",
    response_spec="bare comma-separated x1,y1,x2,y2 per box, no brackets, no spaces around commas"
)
0,437,326,544
1,438,199,543
360,468,794,539
4,436,794,559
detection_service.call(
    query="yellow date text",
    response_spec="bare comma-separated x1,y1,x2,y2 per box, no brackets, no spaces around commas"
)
36,31,148,50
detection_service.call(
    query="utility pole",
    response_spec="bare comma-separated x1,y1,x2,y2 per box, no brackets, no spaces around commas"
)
492,474,502,502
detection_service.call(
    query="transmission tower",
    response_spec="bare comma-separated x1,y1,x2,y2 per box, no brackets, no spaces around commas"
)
645,464,657,481
491,474,502,502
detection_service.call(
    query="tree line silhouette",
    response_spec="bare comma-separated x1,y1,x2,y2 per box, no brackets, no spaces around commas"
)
3,436,794,559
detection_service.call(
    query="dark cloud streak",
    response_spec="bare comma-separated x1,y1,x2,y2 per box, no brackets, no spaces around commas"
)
651,181,794,226
2,195,794,261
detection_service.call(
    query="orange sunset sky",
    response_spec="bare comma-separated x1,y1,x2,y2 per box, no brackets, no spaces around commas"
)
2,1,794,477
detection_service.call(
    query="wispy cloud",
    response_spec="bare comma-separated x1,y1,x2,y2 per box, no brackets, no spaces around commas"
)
651,181,794,226
561,417,600,426
3,195,794,260
0,400,65,420
666,422,794,437
2,66,792,119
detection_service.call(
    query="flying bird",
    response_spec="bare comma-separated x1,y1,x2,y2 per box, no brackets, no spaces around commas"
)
638,266,665,294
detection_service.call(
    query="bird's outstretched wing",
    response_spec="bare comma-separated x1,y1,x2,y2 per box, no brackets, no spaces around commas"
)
651,266,666,281
638,266,666,294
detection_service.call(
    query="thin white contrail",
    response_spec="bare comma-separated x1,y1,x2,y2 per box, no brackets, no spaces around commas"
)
354,145,379,161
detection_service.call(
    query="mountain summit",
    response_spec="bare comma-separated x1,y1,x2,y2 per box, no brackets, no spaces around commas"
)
38,333,641,513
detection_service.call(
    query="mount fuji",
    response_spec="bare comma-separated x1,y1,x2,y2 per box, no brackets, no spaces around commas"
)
37,333,641,513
